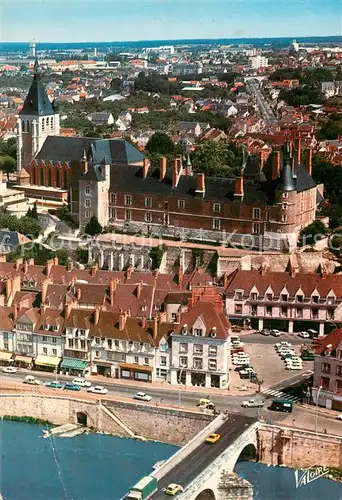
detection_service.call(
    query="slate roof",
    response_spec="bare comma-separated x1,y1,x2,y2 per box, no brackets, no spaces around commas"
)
34,137,144,166
20,63,55,117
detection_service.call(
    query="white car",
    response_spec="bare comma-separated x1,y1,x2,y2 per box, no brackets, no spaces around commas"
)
271,329,281,337
337,414,342,421
276,342,292,349
231,341,245,348
88,385,108,395
2,366,18,373
72,378,92,388
133,392,152,402
298,331,310,339
23,375,40,385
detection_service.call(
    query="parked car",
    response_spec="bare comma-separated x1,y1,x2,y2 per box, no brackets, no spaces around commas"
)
88,385,108,395
301,352,315,361
241,399,265,408
133,392,152,402
165,484,184,496
276,342,292,349
261,329,270,336
308,329,318,338
198,398,216,410
72,378,91,388
63,382,81,391
336,414,342,421
2,366,18,373
46,381,63,389
271,329,281,337
298,331,310,339
23,375,40,385
205,433,221,444
231,341,245,348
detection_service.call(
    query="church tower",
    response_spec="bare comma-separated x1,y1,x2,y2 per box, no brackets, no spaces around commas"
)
16,59,60,171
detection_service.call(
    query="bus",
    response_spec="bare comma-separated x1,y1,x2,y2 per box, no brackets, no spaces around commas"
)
270,399,293,413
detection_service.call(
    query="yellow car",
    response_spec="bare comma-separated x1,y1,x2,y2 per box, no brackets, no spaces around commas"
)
205,433,221,444
165,483,184,496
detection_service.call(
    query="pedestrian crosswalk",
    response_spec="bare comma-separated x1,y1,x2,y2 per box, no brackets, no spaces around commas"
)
260,388,301,403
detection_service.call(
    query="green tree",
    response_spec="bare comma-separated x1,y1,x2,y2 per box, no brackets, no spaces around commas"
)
0,156,16,180
299,220,329,246
146,132,175,155
0,137,17,160
191,141,242,177
84,215,102,236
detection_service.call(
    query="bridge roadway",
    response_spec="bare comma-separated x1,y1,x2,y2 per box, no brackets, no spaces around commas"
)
151,415,257,499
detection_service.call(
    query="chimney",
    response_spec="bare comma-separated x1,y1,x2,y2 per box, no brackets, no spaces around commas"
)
172,159,180,188
125,265,133,281
41,278,49,304
67,260,73,272
160,157,167,181
141,316,147,329
153,314,158,339
14,258,23,271
28,258,34,266
5,279,11,302
64,301,73,319
234,169,244,198
295,137,301,165
53,256,58,266
261,262,268,276
46,258,54,276
94,308,100,325
272,151,281,180
81,152,88,175
136,280,143,299
24,260,28,275
142,158,150,179
223,272,229,290
307,148,313,176
41,302,47,314
90,263,98,277
178,267,184,289
196,173,205,197
76,287,81,301
119,312,127,331
14,303,18,321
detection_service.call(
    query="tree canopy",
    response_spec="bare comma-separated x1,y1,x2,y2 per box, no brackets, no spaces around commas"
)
0,155,16,179
84,215,102,236
191,141,243,177
0,214,41,239
146,132,175,155
299,220,329,247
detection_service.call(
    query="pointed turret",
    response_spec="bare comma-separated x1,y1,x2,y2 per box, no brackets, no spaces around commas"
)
19,59,54,116
278,145,296,192
185,154,193,176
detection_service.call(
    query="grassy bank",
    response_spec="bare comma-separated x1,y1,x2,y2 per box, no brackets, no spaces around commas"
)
327,467,342,483
1,415,53,426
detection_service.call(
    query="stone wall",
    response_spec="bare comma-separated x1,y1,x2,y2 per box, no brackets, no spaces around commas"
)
0,394,213,445
258,425,342,468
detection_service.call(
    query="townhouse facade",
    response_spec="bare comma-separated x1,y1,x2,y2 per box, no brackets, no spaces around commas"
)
225,268,342,336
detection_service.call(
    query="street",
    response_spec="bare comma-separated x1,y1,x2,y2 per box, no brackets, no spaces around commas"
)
247,80,277,125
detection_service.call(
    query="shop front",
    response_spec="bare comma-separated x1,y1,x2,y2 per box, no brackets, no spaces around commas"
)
92,360,113,377
14,355,33,368
34,355,61,373
60,357,89,376
120,363,152,382
0,351,13,366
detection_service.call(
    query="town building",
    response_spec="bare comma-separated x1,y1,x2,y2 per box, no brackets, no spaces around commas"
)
313,329,342,411
249,55,268,69
225,267,342,336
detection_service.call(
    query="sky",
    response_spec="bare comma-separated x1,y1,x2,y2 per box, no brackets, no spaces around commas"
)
1,0,341,42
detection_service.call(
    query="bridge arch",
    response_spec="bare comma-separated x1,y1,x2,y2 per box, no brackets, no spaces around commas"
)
76,411,88,426
194,489,216,500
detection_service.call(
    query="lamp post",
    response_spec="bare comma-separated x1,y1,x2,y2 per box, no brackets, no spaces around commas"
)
315,385,322,434
178,366,185,409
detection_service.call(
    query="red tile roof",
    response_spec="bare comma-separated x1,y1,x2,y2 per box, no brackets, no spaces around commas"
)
173,301,229,340
316,328,342,356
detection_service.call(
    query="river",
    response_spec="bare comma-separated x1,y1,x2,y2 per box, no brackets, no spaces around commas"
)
0,421,341,500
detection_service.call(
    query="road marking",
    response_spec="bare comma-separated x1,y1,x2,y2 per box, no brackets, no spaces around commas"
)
260,388,301,403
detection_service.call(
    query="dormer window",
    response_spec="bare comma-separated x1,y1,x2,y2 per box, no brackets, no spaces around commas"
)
327,296,335,305
312,295,319,303
42,324,49,331
235,290,244,300
266,293,273,301
252,208,260,220
194,328,203,337
213,203,221,213
296,295,304,303
250,292,258,301
181,324,188,335
281,294,288,302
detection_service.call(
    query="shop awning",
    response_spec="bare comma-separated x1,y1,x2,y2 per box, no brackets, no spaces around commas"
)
60,358,88,371
120,362,152,373
35,355,61,368
15,355,33,364
0,351,13,362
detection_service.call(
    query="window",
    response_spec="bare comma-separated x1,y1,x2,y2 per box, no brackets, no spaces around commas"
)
42,336,48,342
144,357,149,365
235,304,243,314
282,215,287,222
3,332,8,340
80,340,86,350
209,346,217,356
321,362,331,374
327,297,335,305
95,337,100,345
250,292,258,301
296,308,303,318
321,376,330,390
85,185,90,195
336,365,342,377
160,356,167,366
145,197,152,208
85,199,91,208
208,359,217,371
171,313,177,321
281,307,288,317
124,194,132,205
312,309,319,320
85,211,90,219
194,344,203,355
266,306,272,316
145,212,152,223
179,356,188,368
179,343,188,353
281,294,288,302
95,351,100,358
114,340,120,349
52,349,57,355
110,193,116,204
266,293,273,301
251,305,257,316
327,309,334,320
133,356,139,364
283,192,288,199
252,222,260,234
296,295,303,303
193,358,203,370
125,209,132,221
194,328,203,336
68,339,74,348
213,219,221,230
235,290,244,300
336,380,342,393
3,342,8,350
178,199,185,210
109,208,117,219
43,347,48,354
283,204,288,211
107,339,112,349
253,208,260,220
213,203,221,213
52,337,57,344
312,295,319,303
